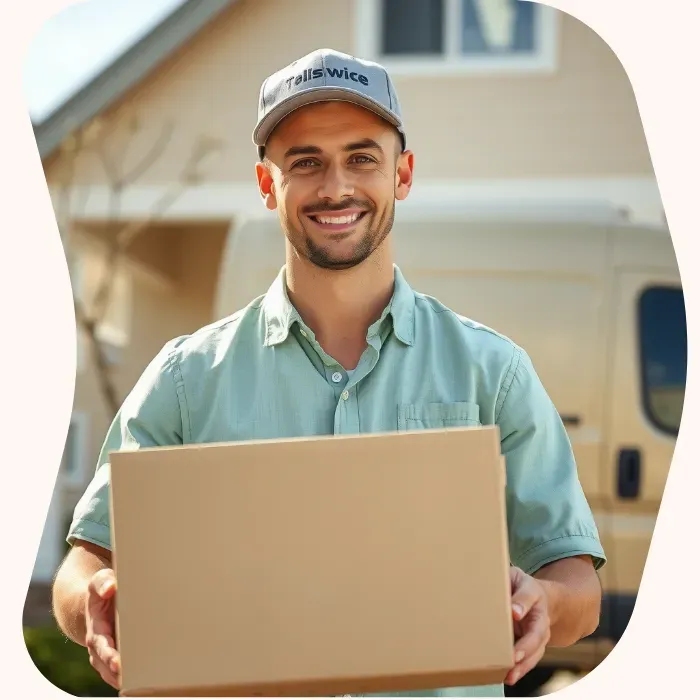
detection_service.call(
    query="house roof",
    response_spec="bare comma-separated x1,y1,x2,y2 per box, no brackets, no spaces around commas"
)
33,0,239,161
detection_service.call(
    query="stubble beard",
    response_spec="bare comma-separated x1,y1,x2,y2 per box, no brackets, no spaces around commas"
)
284,202,395,271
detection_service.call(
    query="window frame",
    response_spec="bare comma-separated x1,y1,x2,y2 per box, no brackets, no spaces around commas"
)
637,284,686,437
354,0,560,76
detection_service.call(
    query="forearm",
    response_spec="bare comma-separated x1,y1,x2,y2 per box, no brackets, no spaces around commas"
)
52,544,111,646
53,575,90,645
534,555,602,647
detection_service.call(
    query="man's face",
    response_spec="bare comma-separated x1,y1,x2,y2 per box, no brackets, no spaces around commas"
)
256,102,413,271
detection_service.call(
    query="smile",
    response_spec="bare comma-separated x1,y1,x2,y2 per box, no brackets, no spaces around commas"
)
314,213,361,225
306,210,369,232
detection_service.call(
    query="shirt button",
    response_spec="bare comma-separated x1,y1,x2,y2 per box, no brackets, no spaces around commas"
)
341,390,349,401
331,371,343,383
300,329,307,337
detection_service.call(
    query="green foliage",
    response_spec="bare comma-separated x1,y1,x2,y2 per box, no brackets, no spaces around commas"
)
23,625,118,697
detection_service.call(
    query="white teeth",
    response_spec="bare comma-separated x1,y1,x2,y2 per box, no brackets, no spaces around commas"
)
315,213,361,225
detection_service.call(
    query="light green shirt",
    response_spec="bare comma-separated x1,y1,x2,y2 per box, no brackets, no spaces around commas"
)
69,265,605,698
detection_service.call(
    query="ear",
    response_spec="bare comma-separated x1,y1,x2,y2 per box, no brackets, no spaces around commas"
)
255,161,278,211
394,150,414,202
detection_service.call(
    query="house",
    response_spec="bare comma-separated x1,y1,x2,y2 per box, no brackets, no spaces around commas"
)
26,0,662,625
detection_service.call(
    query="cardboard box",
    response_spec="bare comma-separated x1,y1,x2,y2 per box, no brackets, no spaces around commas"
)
109,426,514,697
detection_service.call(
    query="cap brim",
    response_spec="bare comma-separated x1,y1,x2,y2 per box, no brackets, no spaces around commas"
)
253,85,404,153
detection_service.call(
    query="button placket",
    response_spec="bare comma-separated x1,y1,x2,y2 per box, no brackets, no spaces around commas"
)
335,384,359,433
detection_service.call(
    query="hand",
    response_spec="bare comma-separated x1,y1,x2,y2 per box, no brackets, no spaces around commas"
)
85,568,121,689
506,566,551,687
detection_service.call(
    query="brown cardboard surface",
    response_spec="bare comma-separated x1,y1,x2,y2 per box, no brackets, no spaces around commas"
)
109,427,514,697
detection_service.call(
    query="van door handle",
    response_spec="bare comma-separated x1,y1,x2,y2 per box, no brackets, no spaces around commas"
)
617,448,642,499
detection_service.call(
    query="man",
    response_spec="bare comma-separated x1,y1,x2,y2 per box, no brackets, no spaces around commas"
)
52,48,605,697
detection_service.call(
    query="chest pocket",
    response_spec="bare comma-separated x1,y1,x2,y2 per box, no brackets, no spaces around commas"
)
397,401,482,431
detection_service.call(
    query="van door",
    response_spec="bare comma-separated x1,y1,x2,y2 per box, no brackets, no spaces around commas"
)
598,267,685,644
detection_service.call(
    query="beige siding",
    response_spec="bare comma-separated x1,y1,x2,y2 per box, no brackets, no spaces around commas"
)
396,15,651,178
44,0,651,188
71,224,227,489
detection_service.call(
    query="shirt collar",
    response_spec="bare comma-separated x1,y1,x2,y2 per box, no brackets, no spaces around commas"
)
262,264,415,347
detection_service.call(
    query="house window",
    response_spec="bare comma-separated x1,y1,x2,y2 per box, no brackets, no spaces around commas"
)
357,0,558,74
639,287,687,435
382,0,445,55
461,0,537,55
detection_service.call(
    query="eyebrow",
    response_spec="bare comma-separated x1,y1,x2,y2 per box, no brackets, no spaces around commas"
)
343,138,383,153
283,138,384,160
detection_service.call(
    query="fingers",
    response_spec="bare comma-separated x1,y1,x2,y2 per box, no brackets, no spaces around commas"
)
86,569,117,638
508,606,550,685
87,632,121,689
85,568,120,689
507,567,551,687
510,570,541,623
513,604,550,661
506,611,550,686
505,637,547,686
89,654,120,689
88,568,117,600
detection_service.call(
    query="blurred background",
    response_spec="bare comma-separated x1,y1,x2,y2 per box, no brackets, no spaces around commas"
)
22,0,684,696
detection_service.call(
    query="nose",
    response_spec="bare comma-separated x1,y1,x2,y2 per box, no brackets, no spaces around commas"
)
317,162,354,202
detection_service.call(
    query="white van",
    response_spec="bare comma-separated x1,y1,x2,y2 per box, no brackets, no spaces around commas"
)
215,202,685,696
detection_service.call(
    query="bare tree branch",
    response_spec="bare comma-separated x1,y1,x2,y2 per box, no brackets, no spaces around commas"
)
74,298,120,416
54,110,224,417
91,132,217,324
119,120,176,185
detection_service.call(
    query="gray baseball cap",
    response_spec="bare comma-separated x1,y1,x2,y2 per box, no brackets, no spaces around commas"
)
253,48,406,159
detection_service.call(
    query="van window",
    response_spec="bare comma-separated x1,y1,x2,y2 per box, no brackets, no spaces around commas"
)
639,286,687,435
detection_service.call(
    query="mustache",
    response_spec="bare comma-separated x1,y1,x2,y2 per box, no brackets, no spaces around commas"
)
302,199,373,214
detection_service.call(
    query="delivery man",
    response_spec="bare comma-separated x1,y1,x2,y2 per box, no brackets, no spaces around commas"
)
51,49,606,697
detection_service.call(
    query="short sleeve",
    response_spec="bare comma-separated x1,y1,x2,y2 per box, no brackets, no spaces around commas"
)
67,340,186,550
496,348,606,575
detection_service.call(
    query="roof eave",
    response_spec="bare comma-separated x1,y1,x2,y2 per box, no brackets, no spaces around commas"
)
34,0,238,161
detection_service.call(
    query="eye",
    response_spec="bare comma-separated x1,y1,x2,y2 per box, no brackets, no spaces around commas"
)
291,158,320,170
349,154,376,165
